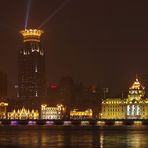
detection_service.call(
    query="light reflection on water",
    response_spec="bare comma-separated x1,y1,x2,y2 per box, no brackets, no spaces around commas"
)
0,126,148,148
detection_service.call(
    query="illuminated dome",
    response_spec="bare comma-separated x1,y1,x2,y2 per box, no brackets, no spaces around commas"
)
20,29,44,42
130,78,145,90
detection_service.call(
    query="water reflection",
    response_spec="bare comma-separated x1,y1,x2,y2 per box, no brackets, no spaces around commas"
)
100,132,104,148
126,131,147,148
0,126,148,147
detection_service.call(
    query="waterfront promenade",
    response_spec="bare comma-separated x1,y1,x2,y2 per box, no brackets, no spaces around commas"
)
0,119,148,126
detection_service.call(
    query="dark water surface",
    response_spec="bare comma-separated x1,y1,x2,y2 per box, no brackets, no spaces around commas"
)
0,125,148,148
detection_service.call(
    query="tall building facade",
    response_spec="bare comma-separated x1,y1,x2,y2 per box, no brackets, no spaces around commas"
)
18,29,45,99
101,78,148,119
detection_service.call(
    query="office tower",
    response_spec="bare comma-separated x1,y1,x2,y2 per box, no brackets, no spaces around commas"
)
18,29,45,99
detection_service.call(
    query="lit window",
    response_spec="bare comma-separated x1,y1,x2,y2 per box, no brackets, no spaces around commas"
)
35,65,38,72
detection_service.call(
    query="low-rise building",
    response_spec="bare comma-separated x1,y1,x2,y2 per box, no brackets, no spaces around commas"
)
101,78,148,119
101,98,125,119
0,102,8,119
70,109,93,119
41,104,66,119
7,107,39,119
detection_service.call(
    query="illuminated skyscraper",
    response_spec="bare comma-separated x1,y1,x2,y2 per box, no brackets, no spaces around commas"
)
18,29,45,99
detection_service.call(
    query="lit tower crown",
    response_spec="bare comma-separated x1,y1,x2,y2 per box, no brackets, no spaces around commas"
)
130,78,145,90
128,78,145,102
20,29,44,42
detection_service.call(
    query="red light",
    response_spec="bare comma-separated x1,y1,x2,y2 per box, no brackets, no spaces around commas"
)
51,85,57,89
50,82,58,89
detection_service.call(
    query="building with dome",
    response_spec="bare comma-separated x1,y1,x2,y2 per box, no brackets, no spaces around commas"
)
101,78,148,119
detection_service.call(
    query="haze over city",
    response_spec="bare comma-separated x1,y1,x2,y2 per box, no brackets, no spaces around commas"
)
1,1,148,148
0,0,148,97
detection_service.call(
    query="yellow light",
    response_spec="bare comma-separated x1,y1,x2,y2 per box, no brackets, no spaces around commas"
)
8,107,39,119
97,121,105,126
115,121,123,125
0,102,8,106
134,121,142,125
81,121,89,126
130,78,144,90
20,29,44,42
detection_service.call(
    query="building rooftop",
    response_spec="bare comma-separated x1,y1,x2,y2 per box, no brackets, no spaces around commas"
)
130,78,144,90
20,29,44,42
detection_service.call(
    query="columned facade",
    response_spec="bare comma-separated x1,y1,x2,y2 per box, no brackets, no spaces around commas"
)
101,78,148,119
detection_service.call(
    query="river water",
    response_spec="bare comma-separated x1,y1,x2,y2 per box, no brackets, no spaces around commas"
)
0,125,148,148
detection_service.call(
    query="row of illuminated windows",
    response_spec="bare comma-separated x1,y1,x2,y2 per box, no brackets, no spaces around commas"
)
41,111,62,115
104,113,124,116
70,116,92,119
41,108,62,111
103,109,124,112
103,106,124,109
103,104,124,106
103,102,123,104
103,106,124,108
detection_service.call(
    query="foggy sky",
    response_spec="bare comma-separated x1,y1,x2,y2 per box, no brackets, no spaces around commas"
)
0,0,148,97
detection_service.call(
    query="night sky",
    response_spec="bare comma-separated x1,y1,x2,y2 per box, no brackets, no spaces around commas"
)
0,0,148,97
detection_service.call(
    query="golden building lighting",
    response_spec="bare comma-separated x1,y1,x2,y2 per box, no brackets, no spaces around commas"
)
0,102,8,119
7,107,39,119
101,78,148,119
70,109,93,119
20,29,44,42
41,104,66,119
18,28,45,98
